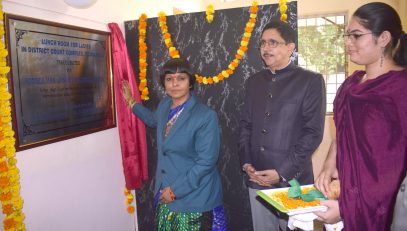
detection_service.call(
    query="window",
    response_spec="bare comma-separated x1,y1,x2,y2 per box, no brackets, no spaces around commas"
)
298,14,347,113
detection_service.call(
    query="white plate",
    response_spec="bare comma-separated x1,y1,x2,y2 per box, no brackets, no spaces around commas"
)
256,184,327,215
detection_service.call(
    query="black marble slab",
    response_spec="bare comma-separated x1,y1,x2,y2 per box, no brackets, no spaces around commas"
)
124,2,297,230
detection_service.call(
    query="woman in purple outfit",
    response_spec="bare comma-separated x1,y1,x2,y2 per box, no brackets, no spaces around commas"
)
314,2,407,230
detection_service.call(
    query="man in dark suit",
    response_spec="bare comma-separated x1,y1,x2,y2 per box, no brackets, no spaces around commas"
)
238,19,326,231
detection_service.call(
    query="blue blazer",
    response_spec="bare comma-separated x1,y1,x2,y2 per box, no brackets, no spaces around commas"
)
132,93,223,212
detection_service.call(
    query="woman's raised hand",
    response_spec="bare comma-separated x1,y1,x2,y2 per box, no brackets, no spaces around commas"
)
122,80,136,107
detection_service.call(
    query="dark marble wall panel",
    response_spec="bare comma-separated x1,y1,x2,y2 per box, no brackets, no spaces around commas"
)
124,2,297,230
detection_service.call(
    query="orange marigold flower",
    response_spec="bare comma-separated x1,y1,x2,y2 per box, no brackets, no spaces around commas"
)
249,18,256,24
0,161,8,172
231,61,238,68
4,218,15,229
139,29,146,36
127,205,135,214
169,50,176,56
0,192,12,201
139,48,146,54
139,82,147,89
249,6,258,13
245,27,253,33
0,176,9,187
0,148,5,158
140,14,147,20
164,33,171,39
227,69,233,75
207,77,213,84
2,204,13,215
142,88,149,95
170,50,180,58
140,62,147,68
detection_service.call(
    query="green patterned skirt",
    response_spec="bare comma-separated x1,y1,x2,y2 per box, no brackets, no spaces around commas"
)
156,203,211,231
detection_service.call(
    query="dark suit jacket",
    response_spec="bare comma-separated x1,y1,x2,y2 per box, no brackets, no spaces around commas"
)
132,93,223,212
239,63,326,189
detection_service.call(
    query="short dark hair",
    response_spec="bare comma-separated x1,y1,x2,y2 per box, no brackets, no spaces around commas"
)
353,2,406,67
159,58,196,90
261,19,296,44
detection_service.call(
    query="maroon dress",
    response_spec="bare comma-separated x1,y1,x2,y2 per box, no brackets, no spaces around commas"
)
334,70,407,230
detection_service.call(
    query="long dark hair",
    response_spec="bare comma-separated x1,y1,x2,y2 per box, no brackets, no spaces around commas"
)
353,2,407,68
159,58,196,90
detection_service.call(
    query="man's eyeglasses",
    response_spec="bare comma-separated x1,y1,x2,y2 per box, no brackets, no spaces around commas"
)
343,32,374,42
259,39,287,48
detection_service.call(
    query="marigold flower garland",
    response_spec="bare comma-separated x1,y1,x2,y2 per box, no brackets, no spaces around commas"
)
158,1,258,85
138,14,149,100
206,4,214,23
124,188,135,214
0,1,26,230
157,12,180,59
279,0,288,22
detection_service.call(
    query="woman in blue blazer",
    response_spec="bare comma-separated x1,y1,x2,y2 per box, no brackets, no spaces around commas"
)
122,58,225,230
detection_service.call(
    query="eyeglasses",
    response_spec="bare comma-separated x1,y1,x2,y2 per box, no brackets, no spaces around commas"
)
259,39,287,48
343,32,374,42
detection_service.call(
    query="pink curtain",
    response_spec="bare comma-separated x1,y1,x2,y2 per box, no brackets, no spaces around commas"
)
108,23,148,189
